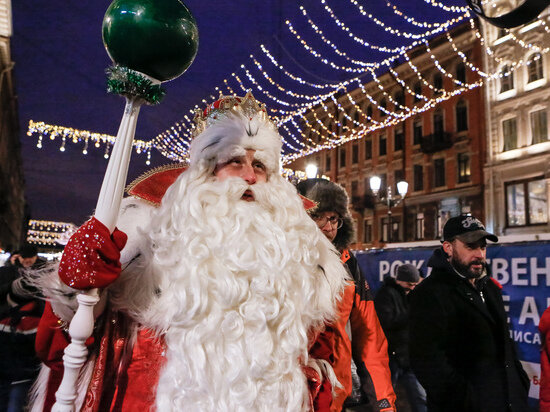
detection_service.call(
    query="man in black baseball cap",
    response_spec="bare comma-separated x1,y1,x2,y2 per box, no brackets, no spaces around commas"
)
408,214,529,411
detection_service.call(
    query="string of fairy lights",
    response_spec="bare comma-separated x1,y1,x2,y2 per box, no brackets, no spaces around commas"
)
27,0,550,168
26,220,78,246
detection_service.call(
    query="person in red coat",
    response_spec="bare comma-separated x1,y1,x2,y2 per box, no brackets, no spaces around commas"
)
540,306,550,412
297,179,396,412
31,93,348,411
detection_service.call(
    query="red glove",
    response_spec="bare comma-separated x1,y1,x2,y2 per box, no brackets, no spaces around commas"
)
58,217,128,290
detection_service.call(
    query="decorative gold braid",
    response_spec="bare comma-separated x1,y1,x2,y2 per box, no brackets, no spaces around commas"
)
192,91,276,137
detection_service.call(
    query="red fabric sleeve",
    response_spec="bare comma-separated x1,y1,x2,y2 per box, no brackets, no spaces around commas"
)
58,217,127,290
308,326,335,411
540,307,550,412
350,294,396,411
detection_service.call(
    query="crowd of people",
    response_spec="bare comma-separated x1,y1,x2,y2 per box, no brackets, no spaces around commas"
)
1,93,548,411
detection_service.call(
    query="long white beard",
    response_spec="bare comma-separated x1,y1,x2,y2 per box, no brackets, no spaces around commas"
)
136,169,346,411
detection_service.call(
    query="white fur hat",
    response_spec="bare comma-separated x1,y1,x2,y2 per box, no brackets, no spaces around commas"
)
189,92,282,175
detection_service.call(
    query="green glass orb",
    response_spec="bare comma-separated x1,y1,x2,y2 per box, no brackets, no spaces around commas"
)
102,0,199,82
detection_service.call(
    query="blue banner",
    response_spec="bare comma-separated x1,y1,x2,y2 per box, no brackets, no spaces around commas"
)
355,241,550,403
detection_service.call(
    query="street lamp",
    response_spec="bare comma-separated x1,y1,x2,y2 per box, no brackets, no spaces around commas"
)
305,164,318,179
370,176,408,243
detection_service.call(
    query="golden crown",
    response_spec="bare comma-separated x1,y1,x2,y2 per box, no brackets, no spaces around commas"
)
192,91,275,137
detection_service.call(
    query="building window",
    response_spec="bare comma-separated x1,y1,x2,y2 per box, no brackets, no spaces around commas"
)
502,118,518,151
433,73,443,94
365,139,372,160
500,65,514,93
456,63,466,84
506,178,548,227
379,99,387,117
325,152,331,172
394,170,404,191
379,133,387,156
415,213,425,240
352,143,359,164
394,127,404,152
413,81,422,102
414,165,423,191
413,118,422,145
351,180,358,198
527,53,544,83
434,158,446,187
341,116,348,133
353,110,360,125
394,91,405,108
366,105,373,120
456,100,468,132
434,110,444,135
382,217,401,242
531,109,548,145
339,146,346,168
364,220,373,243
457,153,471,183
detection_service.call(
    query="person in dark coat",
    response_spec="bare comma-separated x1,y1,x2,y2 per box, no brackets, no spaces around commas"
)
0,244,45,412
375,264,426,412
408,215,529,412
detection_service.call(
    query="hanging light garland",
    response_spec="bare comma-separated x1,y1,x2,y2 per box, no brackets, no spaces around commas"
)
28,120,154,164
27,220,78,246
29,1,549,169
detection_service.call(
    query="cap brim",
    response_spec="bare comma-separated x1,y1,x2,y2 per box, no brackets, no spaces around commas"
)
456,230,498,243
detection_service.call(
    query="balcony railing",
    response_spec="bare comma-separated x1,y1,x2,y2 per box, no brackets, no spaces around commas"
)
420,132,454,154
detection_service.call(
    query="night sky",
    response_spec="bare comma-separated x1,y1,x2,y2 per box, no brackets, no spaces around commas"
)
11,0,463,225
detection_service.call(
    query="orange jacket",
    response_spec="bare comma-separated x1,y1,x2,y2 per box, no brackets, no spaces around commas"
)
330,250,395,412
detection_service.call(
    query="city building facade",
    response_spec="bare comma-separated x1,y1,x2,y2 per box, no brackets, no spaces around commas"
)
481,5,550,237
287,22,487,248
0,0,26,251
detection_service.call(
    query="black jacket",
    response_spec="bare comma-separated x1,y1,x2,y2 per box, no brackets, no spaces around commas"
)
408,248,529,412
374,276,410,368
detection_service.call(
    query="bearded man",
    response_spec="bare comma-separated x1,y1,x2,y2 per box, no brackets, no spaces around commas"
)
408,214,529,412
30,93,348,411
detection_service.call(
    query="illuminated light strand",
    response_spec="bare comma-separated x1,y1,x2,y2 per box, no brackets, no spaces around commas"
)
297,7,375,67
150,15,548,164
402,50,447,94
260,45,344,89
286,20,372,72
279,122,307,150
345,0,467,39
282,78,485,164
387,65,430,101
344,80,384,125
366,66,413,117
314,0,414,54
385,0,446,28
27,220,78,246
242,63,336,106
251,57,342,100
421,0,468,13
27,121,153,164
289,117,314,147
424,39,472,87
446,31,489,78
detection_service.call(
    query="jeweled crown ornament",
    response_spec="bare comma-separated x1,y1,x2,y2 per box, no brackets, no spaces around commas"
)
192,91,275,137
